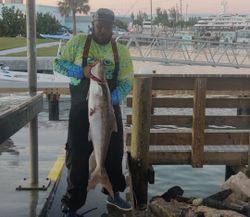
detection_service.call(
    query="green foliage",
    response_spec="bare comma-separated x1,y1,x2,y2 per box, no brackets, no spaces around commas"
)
131,7,199,32
133,11,144,27
154,8,168,27
0,6,26,37
0,5,62,37
36,12,61,36
114,19,128,30
58,0,90,35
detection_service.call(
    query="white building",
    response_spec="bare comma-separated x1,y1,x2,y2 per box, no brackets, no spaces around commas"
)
5,0,23,3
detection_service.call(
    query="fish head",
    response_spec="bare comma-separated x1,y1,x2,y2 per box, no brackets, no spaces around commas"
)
90,60,106,83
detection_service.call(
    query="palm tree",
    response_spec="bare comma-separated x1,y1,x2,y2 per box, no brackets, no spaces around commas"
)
58,0,90,35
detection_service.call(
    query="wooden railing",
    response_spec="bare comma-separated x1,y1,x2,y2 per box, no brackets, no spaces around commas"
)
126,72,250,208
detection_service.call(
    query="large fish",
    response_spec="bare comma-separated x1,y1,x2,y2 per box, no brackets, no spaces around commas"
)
87,61,117,198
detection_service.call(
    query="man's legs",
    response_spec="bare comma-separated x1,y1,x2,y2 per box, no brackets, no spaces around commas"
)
104,105,132,211
62,105,93,213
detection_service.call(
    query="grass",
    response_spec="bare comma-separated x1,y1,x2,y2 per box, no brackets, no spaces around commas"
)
7,46,59,57
0,37,55,51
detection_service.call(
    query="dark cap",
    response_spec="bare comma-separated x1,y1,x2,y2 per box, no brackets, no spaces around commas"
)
93,8,115,23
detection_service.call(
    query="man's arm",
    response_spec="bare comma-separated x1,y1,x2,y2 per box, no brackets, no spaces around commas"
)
53,59,83,79
53,35,85,79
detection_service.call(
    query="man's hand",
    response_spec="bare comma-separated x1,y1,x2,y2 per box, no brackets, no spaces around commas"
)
83,60,99,78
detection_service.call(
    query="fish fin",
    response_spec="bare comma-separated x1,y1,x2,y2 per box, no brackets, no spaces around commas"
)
89,152,96,174
87,167,114,198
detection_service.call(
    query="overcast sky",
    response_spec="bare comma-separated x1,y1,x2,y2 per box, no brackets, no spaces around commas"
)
35,0,250,16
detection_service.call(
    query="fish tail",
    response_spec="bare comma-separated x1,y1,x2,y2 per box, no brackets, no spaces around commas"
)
88,167,114,198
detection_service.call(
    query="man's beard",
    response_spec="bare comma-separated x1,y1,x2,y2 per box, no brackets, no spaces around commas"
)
92,29,112,45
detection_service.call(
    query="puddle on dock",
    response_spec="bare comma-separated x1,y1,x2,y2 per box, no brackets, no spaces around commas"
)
0,138,19,155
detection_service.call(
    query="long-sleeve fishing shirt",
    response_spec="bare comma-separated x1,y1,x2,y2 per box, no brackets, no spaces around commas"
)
53,34,134,105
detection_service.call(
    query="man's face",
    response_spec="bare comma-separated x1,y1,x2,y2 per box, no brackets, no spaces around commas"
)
92,20,113,44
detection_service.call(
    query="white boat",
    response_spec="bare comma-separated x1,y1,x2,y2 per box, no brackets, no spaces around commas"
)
0,64,70,88
194,14,250,32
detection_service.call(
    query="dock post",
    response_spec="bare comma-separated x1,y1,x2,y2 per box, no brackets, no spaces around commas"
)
47,93,60,121
130,76,152,209
27,0,38,186
192,78,206,168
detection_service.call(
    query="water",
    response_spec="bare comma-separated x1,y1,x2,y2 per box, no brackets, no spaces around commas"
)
43,96,226,200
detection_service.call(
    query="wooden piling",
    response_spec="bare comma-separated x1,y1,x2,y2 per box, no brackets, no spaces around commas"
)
192,78,207,168
130,77,152,209
47,93,60,121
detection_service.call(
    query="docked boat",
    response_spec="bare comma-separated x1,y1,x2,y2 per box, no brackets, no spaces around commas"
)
194,14,250,32
0,64,69,88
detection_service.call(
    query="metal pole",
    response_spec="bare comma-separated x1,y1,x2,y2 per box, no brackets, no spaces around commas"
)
26,0,38,185
150,0,152,35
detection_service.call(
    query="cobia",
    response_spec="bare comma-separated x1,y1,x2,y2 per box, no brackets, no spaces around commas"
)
87,61,117,198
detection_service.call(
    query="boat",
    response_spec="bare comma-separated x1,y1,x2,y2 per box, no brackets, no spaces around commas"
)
0,64,69,88
194,14,250,33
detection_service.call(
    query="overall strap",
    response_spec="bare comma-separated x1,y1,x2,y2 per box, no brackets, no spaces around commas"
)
111,38,120,84
82,34,92,67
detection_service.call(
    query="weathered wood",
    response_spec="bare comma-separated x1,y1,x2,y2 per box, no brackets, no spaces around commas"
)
0,93,43,144
126,115,192,126
130,145,248,165
126,74,250,209
147,76,250,91
0,87,70,95
193,78,207,167
127,115,250,128
126,130,250,146
47,93,60,121
130,77,152,208
127,96,250,108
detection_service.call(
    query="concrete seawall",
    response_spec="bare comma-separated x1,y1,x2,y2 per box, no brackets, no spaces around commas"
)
0,57,54,72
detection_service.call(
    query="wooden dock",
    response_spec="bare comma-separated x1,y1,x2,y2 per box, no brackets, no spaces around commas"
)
126,72,250,208
0,92,43,144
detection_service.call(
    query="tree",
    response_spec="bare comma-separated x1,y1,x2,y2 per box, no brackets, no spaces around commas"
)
36,12,61,36
168,7,180,33
114,19,128,31
154,8,169,30
58,0,90,35
0,6,25,37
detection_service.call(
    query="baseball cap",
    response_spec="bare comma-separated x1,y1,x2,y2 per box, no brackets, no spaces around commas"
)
93,8,115,23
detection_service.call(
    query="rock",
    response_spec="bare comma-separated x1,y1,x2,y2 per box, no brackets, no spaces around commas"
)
149,197,246,217
221,171,250,203
149,197,186,217
196,205,246,217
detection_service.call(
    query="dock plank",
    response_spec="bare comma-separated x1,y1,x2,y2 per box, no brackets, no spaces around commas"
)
0,92,43,144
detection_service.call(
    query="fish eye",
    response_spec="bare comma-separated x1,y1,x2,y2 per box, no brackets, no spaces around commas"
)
102,59,112,66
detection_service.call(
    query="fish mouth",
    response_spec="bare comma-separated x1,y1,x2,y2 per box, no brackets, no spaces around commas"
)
90,71,106,84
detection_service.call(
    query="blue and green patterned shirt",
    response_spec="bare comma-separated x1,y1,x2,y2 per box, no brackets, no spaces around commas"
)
53,34,134,105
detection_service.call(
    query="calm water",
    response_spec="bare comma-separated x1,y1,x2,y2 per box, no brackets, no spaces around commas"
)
43,96,226,200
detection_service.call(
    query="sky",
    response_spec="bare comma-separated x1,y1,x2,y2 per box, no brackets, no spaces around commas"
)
35,0,250,16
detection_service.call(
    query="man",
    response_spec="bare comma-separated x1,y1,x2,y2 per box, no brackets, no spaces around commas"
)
53,8,134,217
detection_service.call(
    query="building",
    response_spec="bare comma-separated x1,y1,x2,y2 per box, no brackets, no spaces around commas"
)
5,0,23,3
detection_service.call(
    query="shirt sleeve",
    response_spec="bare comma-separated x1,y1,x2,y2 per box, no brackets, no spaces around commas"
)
53,58,83,79
52,35,84,79
111,45,134,105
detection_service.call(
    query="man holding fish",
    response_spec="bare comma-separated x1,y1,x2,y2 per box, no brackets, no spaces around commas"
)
53,8,134,217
